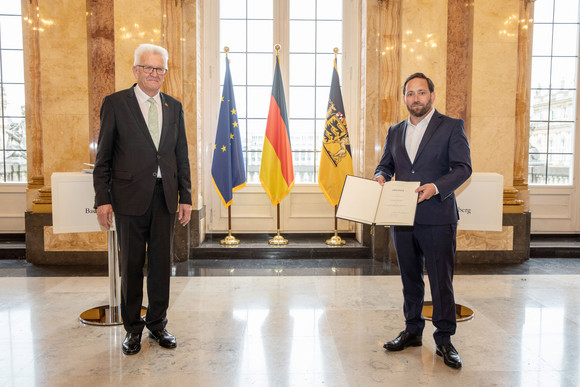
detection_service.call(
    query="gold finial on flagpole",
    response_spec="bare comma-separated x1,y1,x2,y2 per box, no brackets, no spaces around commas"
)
333,47,339,59
224,46,229,57
274,44,281,56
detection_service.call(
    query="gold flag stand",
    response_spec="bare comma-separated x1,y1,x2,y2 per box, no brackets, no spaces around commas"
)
266,43,288,246
221,206,240,245
326,205,346,245
269,203,288,245
218,46,240,246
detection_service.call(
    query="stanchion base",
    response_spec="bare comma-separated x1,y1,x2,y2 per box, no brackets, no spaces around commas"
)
220,235,240,245
326,235,346,246
422,301,474,322
79,305,147,326
268,235,288,245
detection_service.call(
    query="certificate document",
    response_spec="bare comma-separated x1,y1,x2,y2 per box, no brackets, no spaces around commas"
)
336,175,420,226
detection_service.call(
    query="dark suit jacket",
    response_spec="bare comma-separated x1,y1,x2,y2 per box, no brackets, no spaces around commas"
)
93,85,192,216
374,109,471,225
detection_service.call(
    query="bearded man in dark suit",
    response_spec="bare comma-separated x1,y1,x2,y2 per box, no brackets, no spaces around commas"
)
93,43,192,355
374,73,472,369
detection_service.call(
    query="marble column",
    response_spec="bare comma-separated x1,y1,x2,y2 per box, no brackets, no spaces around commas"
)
161,0,204,254
22,0,46,211
360,0,401,179
182,0,206,246
162,0,183,101
512,0,535,213
86,0,115,163
360,0,402,256
446,0,473,130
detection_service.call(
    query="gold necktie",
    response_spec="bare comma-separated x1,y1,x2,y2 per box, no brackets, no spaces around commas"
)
147,98,159,148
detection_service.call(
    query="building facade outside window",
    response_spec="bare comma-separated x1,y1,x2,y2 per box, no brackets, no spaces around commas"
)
529,0,579,185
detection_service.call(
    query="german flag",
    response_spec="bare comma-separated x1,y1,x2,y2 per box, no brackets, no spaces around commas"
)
259,54,294,205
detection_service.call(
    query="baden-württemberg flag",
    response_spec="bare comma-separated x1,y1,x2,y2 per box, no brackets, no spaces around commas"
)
211,57,246,207
259,54,294,205
318,58,353,206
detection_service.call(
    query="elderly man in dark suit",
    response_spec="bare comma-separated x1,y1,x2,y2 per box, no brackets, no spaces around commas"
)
93,43,192,355
374,73,471,369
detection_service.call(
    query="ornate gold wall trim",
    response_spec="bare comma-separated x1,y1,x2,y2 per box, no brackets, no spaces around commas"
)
503,187,524,213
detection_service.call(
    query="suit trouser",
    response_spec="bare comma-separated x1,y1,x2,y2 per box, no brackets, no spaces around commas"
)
391,223,457,345
115,181,175,334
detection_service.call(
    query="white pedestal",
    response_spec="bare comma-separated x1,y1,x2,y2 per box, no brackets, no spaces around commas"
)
51,172,125,325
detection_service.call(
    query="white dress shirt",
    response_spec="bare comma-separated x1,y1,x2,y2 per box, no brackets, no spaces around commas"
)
405,107,439,194
405,107,435,163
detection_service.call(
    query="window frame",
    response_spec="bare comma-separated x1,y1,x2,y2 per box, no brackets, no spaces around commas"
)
0,4,27,183
203,0,360,233
528,0,580,186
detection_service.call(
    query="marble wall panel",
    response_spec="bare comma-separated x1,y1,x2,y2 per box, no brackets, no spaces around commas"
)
44,226,107,251
457,226,514,251
471,43,518,115
470,114,515,184
37,0,87,39
472,0,520,42
42,114,90,174
114,0,163,91
470,0,519,186
37,0,89,182
400,0,448,114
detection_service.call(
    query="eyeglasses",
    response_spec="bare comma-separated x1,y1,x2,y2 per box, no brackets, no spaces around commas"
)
136,65,167,75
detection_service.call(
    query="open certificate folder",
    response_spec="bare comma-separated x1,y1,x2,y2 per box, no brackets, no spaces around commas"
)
336,175,420,226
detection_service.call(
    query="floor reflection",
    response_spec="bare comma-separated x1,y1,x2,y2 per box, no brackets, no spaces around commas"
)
234,308,269,382
521,306,566,386
3,265,580,385
2,307,35,385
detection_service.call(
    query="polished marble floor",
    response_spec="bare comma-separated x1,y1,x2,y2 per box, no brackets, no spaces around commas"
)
2,258,580,386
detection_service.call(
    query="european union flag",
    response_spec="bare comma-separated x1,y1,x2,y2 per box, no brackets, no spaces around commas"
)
211,57,246,207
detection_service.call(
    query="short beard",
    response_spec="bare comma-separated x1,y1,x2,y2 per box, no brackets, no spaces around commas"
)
406,102,432,118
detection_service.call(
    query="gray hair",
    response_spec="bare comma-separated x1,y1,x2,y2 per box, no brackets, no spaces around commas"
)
134,44,169,69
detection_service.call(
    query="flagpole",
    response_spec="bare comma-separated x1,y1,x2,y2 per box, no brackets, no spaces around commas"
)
324,47,347,246
267,44,288,246
221,205,240,245
260,44,294,245
269,203,288,245
326,204,346,245
216,46,241,246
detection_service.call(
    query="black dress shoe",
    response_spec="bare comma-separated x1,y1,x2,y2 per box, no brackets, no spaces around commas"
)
122,332,142,355
149,328,177,349
436,343,462,369
383,330,422,351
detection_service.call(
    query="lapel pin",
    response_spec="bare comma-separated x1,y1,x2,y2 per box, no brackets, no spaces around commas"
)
164,103,168,107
